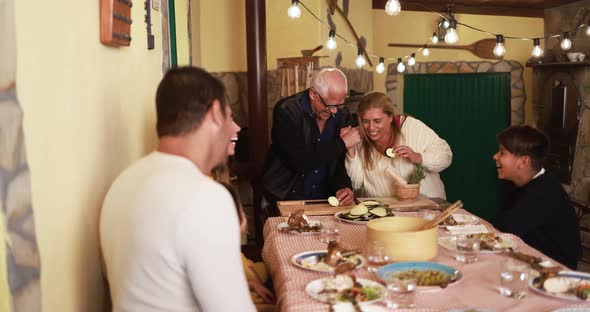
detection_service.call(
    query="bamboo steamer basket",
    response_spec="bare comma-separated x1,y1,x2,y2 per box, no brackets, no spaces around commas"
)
366,217,438,261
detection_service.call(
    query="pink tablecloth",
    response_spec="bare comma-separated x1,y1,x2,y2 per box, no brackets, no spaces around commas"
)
262,211,590,312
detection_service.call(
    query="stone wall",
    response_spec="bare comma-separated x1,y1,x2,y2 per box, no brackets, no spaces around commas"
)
0,0,42,309
384,60,526,126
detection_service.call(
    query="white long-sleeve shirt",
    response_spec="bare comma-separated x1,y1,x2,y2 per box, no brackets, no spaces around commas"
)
345,116,452,199
100,152,255,312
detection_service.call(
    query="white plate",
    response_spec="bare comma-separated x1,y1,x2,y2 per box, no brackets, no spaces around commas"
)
438,234,517,254
291,250,366,273
277,220,322,235
334,211,370,224
529,271,590,302
305,277,386,304
441,213,479,227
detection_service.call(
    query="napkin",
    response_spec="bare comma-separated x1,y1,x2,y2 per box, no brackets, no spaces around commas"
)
446,224,489,235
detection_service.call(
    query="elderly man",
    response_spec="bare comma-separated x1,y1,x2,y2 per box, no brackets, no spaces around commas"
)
100,67,254,311
263,68,360,214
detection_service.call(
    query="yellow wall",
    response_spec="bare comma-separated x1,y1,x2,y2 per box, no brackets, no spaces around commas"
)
14,0,164,310
175,0,191,65
372,10,544,124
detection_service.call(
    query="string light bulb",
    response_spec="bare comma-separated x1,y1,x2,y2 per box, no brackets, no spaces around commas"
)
385,0,401,16
431,32,439,44
531,38,543,58
444,19,459,44
586,21,590,36
325,30,337,50
355,49,366,68
422,45,430,56
560,32,572,50
408,53,416,66
287,0,301,19
442,18,450,29
396,58,405,73
376,57,386,74
493,35,506,57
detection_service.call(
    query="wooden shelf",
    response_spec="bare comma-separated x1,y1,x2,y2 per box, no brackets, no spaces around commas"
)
526,61,590,68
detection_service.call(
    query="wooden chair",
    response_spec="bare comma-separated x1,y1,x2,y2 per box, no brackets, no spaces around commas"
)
277,56,321,97
572,193,590,264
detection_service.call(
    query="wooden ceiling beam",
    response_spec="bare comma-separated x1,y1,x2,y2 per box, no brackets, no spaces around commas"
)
372,0,546,17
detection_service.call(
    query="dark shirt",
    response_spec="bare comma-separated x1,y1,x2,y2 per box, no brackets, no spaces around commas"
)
494,171,581,269
290,96,338,199
262,89,353,204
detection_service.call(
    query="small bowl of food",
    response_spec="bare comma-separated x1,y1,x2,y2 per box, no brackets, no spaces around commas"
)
567,52,585,62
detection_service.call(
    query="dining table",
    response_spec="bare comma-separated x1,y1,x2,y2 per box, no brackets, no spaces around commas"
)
261,208,590,311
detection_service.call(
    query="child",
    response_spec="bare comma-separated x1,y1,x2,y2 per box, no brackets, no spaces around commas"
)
217,177,277,311
492,125,580,269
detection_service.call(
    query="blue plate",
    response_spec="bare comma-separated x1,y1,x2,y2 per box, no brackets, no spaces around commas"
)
375,261,461,290
291,250,366,273
529,270,590,302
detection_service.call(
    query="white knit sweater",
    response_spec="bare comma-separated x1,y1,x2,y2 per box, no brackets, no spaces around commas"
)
345,116,452,199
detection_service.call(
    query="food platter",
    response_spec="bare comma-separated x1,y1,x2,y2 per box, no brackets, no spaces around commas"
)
305,276,386,304
441,213,479,227
277,220,322,235
291,250,366,273
334,200,395,224
529,271,590,302
438,233,517,254
375,262,462,291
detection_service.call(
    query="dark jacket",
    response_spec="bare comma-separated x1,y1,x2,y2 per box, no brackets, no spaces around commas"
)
494,171,581,269
262,89,353,203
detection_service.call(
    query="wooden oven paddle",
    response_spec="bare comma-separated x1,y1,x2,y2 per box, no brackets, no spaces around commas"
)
388,38,500,60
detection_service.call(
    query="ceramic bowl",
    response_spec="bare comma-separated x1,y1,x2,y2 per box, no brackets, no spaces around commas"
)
566,52,585,62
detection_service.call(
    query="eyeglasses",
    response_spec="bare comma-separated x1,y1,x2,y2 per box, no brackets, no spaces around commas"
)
312,88,345,112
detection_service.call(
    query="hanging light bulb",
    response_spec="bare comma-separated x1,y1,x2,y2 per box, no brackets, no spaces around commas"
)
586,21,590,36
408,53,416,66
385,0,401,16
560,32,572,50
431,32,439,44
442,18,450,29
444,19,459,44
376,57,386,74
422,44,430,56
355,49,366,68
493,35,506,57
531,38,543,58
287,0,301,19
396,58,406,73
325,30,337,50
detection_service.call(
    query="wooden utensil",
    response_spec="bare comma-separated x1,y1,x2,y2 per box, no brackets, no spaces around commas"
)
421,200,463,230
388,38,500,60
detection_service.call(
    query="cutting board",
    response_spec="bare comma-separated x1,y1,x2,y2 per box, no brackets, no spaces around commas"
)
277,196,440,216
277,200,354,217
358,196,439,211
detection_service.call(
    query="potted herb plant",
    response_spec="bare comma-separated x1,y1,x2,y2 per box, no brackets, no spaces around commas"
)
396,164,426,201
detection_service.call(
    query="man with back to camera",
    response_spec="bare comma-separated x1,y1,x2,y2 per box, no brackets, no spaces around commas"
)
262,68,361,215
100,66,255,311
493,125,580,269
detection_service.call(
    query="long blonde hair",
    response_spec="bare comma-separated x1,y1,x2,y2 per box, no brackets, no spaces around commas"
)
357,92,402,170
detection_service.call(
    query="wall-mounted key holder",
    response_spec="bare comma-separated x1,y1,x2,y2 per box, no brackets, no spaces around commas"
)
100,0,133,47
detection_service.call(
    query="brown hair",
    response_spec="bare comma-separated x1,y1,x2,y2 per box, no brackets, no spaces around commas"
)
496,125,548,172
156,66,228,137
357,92,402,170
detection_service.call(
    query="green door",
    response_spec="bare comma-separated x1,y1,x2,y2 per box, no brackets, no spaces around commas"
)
403,73,511,221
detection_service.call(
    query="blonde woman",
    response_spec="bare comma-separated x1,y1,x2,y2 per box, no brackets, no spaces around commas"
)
344,92,452,198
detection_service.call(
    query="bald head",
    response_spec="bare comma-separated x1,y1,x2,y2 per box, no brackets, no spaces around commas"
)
312,68,348,99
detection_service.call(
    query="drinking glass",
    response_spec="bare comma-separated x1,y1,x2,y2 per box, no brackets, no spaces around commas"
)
386,276,417,309
319,221,340,244
366,240,390,272
454,234,480,263
499,259,529,298
419,209,438,221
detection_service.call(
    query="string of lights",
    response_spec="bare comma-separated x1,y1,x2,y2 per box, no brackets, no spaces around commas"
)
286,0,590,74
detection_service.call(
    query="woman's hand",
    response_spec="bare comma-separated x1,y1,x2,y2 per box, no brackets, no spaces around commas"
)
393,145,422,164
248,280,276,304
335,187,354,205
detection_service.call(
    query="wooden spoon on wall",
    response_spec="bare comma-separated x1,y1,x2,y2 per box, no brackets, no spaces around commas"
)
388,38,500,60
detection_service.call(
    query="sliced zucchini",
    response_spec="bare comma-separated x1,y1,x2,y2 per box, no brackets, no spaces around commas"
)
385,148,396,158
349,204,369,216
360,200,381,206
370,207,388,217
328,196,340,207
